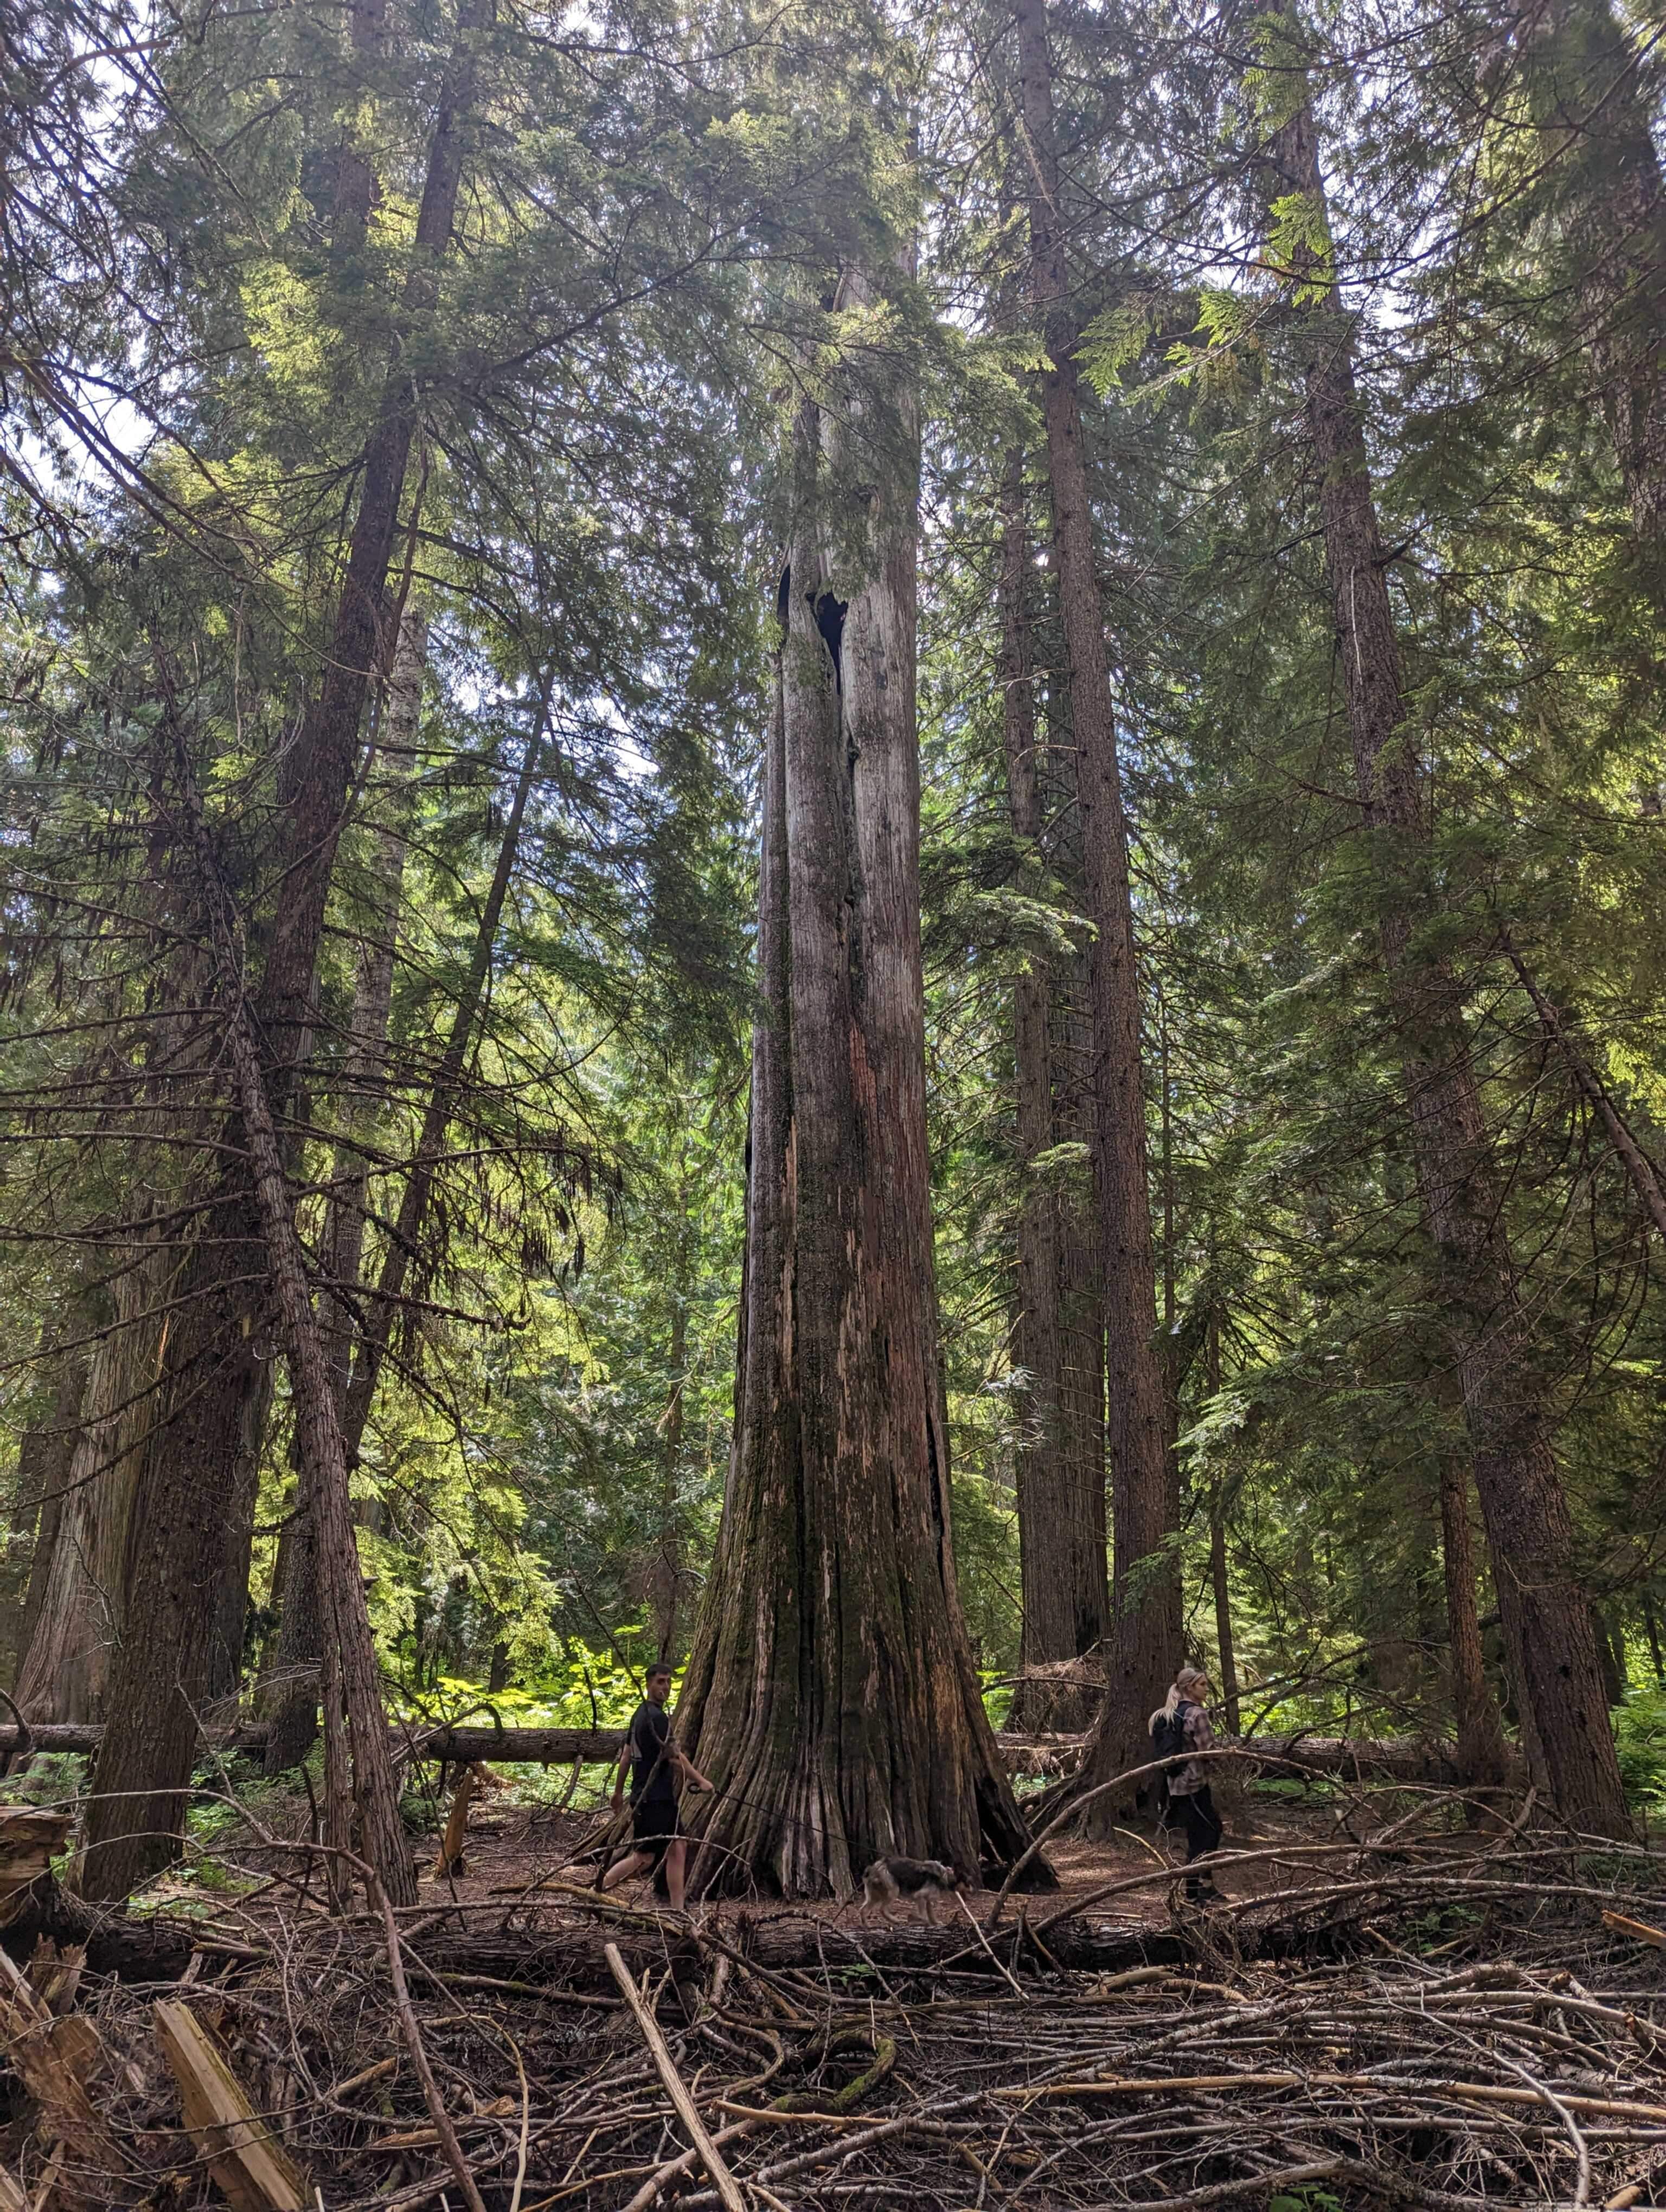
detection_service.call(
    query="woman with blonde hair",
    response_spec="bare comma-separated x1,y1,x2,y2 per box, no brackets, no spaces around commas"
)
1151,1664,1224,1902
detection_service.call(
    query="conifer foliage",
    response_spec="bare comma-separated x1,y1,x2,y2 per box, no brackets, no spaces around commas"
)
0,0,1663,1902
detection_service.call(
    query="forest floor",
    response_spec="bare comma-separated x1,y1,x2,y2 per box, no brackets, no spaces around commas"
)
10,1780,1666,2211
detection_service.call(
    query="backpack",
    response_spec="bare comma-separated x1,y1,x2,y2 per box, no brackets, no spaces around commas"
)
1151,1701,1195,1766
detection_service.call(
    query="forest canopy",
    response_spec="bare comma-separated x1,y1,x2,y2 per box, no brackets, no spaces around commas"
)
1,0,1664,1909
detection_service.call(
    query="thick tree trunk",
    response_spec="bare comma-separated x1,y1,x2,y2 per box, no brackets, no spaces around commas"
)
1255,3,1630,1836
15,1258,166,1728
674,278,1036,1897
261,602,428,1776
1438,1457,1509,1786
1000,454,1108,1733
1015,0,1173,1822
80,15,479,1900
0,1335,88,1692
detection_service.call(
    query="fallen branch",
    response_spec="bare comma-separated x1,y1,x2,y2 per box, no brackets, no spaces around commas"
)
618,2117,759,2212
1004,2071,1666,2124
363,1861,489,2212
604,1941,746,2212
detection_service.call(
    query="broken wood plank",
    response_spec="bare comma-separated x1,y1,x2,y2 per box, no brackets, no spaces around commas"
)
604,1941,746,2212
1603,1908,1666,1950
0,1941,123,2180
434,1763,502,1879
0,1810,72,1930
25,1941,83,2017
154,1999,309,2212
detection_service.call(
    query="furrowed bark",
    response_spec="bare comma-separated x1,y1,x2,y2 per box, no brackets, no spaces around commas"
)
1253,0,1629,1835
674,265,1036,1896
1000,450,1108,1732
1,1333,88,1695
15,1255,166,1728
80,8,482,1901
1015,0,1174,1820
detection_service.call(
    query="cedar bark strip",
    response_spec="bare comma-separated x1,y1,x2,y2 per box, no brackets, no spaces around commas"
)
81,5,482,1901
1253,0,1629,1834
1204,1315,1241,1738
675,266,1034,1896
999,452,1108,1731
15,1251,166,1727
1015,0,1175,1812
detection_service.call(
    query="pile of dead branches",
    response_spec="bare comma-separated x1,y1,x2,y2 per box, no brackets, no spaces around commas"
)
3,1789,1665,2209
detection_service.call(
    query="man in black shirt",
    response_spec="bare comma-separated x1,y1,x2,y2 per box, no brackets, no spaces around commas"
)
603,1662,713,1910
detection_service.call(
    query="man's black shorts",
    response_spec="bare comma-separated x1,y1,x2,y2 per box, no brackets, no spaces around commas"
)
631,1794,678,1863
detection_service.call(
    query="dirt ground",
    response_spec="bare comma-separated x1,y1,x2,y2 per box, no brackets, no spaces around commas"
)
414,1778,1385,1928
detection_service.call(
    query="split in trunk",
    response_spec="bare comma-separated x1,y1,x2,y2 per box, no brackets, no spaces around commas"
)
1204,1314,1241,1739
673,267,1038,1897
1437,1456,1509,1787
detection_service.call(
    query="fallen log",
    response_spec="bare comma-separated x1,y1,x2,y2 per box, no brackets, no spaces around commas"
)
2,1875,212,1983
422,1893,1364,1998
999,1730,1525,1787
0,1722,631,1766
0,1721,1521,1786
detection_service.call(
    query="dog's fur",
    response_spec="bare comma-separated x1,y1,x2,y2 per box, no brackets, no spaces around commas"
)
861,1856,963,1922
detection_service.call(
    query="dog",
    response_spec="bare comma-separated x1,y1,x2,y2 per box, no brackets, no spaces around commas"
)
861,1856,963,1924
